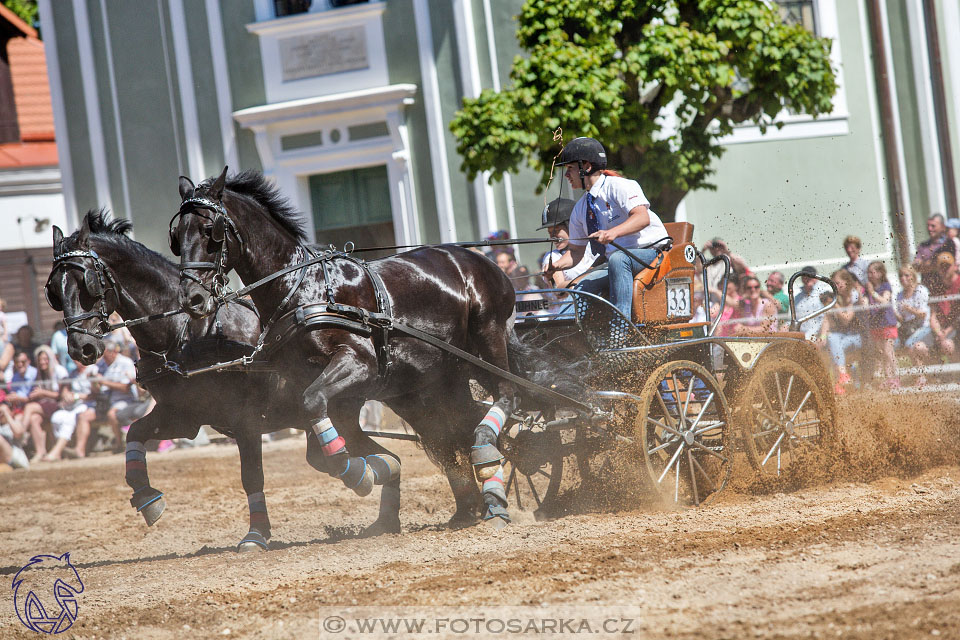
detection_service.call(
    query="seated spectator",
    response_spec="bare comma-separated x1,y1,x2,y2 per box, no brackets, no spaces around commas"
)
92,342,138,452
864,261,899,389
765,271,790,313
4,351,36,412
0,401,28,470
2,325,40,378
821,269,864,394
793,266,831,342
703,237,752,292
22,346,69,462
894,264,932,386
842,235,869,286
46,383,94,460
730,275,778,334
494,250,530,291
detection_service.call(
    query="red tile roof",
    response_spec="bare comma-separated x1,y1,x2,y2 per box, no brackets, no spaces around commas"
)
0,140,57,166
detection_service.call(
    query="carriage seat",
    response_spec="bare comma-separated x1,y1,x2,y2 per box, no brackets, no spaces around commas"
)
632,222,697,325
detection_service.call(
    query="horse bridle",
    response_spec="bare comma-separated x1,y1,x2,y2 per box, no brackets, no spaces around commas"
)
168,196,241,299
45,249,120,339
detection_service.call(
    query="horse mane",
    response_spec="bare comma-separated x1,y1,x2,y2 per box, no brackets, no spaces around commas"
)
224,170,308,243
77,208,174,271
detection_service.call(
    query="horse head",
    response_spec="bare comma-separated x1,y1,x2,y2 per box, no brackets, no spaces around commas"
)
45,212,123,365
171,167,237,319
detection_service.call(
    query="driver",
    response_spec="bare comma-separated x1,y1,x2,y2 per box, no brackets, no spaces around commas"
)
544,137,670,320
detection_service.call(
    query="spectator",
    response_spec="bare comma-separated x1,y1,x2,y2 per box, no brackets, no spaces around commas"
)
914,214,958,288
765,271,790,313
10,325,40,360
494,250,531,291
842,235,869,286
928,252,960,360
46,383,94,460
4,352,36,412
864,261,899,389
92,342,138,452
821,269,864,394
483,230,510,259
793,266,831,341
22,345,69,462
703,237,752,292
715,279,741,337
49,321,74,375
894,264,932,386
948,218,960,243
0,402,28,470
730,275,778,334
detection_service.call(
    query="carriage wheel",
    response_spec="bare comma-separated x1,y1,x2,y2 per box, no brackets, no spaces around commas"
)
735,357,834,477
636,360,731,507
499,416,565,519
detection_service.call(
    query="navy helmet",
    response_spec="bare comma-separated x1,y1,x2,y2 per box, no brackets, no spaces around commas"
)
537,198,576,230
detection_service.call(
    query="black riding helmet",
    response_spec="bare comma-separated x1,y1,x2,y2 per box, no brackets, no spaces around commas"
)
537,198,576,230
556,137,607,173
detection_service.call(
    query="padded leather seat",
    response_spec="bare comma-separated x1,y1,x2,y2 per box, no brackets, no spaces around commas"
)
632,222,697,325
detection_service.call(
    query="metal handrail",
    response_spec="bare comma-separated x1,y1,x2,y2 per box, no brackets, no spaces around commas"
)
787,271,840,332
699,252,731,336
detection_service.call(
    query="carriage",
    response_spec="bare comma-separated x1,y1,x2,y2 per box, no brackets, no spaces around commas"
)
491,221,839,514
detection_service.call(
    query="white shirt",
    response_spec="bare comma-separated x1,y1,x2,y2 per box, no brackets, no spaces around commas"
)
97,354,138,404
568,175,668,256
793,282,831,340
541,246,600,283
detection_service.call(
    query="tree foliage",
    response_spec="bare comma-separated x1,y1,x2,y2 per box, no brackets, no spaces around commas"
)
450,0,837,219
4,0,38,31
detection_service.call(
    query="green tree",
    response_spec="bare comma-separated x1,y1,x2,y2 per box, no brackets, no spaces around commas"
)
450,0,837,220
4,0,39,32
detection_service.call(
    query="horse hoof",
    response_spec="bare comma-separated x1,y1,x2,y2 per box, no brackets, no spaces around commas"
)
447,511,480,530
481,504,511,530
237,530,269,552
140,496,166,526
361,518,401,537
486,515,509,531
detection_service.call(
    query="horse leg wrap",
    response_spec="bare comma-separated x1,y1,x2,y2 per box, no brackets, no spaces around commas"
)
472,403,507,481
379,485,401,521
481,466,511,528
365,454,401,485
124,442,149,493
239,492,270,552
311,418,374,497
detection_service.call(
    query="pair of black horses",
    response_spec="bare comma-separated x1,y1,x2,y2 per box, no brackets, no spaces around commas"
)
45,168,577,551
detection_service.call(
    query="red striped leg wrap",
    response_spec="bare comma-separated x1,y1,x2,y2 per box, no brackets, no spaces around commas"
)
478,405,506,438
481,466,506,505
311,418,346,457
247,491,269,535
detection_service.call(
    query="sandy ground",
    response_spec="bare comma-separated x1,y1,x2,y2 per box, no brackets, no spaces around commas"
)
2,393,960,639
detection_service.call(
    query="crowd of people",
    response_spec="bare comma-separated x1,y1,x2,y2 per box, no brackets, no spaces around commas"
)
0,312,167,471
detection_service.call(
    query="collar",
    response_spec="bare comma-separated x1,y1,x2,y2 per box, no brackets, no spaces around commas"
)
587,174,607,198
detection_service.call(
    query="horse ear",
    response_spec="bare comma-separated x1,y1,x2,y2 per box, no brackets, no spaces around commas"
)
179,176,195,202
210,166,228,201
52,225,64,253
77,215,91,248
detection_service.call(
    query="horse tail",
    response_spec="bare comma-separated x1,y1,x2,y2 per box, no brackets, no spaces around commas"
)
506,330,589,405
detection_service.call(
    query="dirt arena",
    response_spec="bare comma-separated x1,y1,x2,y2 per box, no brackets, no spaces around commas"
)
3,393,960,639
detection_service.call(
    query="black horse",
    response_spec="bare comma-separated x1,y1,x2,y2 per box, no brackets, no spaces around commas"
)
171,169,568,528
45,210,397,549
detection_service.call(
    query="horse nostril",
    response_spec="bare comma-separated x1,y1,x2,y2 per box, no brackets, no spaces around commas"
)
81,343,97,361
189,293,206,310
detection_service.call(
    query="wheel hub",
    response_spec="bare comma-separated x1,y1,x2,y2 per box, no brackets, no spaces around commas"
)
784,420,795,436
683,430,695,446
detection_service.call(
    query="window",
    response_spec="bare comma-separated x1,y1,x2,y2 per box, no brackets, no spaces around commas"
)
309,165,394,256
773,1,818,34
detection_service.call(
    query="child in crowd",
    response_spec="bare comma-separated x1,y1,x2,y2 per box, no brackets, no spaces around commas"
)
865,261,899,389
46,383,94,460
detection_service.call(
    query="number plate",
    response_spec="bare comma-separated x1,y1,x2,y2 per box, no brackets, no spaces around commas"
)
665,277,691,318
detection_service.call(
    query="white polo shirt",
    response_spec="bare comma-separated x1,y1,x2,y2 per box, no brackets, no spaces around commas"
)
568,174,668,257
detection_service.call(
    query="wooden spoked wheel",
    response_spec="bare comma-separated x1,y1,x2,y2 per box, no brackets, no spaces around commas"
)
734,357,834,476
499,414,565,519
636,360,731,507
